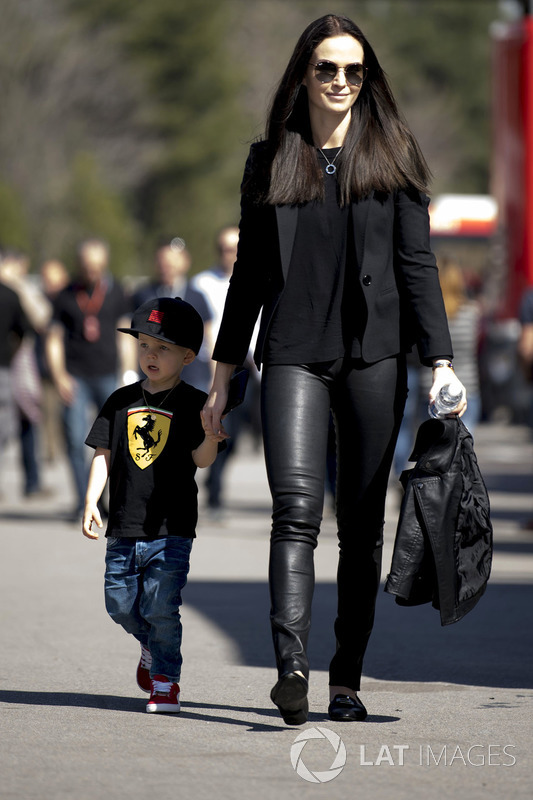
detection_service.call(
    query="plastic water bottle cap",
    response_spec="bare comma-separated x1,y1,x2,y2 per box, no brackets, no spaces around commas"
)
445,381,463,402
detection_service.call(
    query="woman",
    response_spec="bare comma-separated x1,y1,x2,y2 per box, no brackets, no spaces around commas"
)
203,14,466,725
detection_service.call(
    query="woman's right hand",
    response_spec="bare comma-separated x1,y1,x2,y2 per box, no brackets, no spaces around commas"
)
202,362,236,439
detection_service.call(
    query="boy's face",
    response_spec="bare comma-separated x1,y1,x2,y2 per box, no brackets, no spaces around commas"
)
138,333,195,391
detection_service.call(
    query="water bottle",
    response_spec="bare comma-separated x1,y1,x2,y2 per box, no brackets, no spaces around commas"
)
428,380,464,419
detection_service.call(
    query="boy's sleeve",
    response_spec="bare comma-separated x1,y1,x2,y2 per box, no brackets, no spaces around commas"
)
85,396,114,450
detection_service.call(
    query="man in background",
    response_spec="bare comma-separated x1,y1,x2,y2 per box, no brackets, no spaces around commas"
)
191,226,239,339
191,226,260,520
46,238,135,520
133,239,213,392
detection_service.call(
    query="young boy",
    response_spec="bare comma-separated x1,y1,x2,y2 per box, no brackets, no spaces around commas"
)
82,297,225,713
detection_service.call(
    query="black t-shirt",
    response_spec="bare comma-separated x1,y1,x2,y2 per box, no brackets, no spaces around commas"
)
85,380,208,538
0,282,31,367
53,279,131,378
264,148,365,365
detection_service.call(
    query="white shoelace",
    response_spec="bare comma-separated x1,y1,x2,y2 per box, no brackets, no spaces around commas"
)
140,645,152,669
151,679,174,696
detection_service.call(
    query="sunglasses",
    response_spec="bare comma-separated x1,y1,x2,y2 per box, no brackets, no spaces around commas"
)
309,60,368,88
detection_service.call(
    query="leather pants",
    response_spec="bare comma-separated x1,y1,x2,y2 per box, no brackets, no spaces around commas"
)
261,355,407,691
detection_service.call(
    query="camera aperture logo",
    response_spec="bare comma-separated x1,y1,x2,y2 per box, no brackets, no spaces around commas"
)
290,727,347,783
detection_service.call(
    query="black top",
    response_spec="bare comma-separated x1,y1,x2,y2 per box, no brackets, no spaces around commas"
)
212,140,453,369
53,279,131,378
264,148,365,364
0,282,31,367
85,380,210,538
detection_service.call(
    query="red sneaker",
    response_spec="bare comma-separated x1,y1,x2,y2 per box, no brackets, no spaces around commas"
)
146,675,181,714
136,645,152,693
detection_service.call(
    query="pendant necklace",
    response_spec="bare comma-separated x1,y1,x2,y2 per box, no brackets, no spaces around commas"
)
318,146,343,175
141,380,179,421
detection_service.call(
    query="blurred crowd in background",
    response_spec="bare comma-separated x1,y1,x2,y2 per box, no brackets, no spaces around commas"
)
1,231,533,524
0,228,263,522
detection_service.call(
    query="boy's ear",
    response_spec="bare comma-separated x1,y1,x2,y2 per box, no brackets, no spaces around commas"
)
183,348,196,365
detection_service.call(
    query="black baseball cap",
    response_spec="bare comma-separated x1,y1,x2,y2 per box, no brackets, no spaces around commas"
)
117,297,203,354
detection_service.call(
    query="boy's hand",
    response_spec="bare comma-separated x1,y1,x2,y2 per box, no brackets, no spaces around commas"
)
82,504,103,539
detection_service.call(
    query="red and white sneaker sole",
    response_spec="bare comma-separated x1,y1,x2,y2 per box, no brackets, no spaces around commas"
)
146,699,181,714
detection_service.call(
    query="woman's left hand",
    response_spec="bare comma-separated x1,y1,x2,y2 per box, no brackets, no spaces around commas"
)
200,409,229,443
429,364,467,417
202,361,235,440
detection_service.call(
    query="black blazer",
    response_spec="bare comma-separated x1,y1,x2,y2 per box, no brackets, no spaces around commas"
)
213,142,453,368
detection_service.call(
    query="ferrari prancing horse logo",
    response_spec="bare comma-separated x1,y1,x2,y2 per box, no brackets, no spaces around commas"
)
127,407,171,469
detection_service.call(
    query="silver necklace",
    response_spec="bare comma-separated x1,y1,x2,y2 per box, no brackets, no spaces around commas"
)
141,380,179,421
318,146,343,175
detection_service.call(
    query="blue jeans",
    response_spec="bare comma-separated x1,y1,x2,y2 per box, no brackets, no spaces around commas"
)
20,416,40,494
62,374,117,509
205,404,244,509
104,536,193,683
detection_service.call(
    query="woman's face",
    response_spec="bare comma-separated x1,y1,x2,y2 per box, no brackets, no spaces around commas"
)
303,34,365,119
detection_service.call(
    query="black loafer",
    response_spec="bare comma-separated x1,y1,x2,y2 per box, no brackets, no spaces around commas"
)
328,694,367,721
270,672,309,725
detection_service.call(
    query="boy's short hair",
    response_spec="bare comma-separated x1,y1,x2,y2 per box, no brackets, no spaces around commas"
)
118,297,203,354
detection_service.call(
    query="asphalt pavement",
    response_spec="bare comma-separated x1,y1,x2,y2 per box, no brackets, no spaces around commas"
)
0,421,532,800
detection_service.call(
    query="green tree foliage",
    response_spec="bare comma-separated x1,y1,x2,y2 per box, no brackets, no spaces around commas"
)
357,0,502,193
0,0,156,272
71,0,248,271
1,0,505,278
67,152,139,276
128,0,248,269
0,182,30,252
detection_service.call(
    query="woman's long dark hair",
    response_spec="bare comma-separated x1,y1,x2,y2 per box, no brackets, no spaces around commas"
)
250,14,430,205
